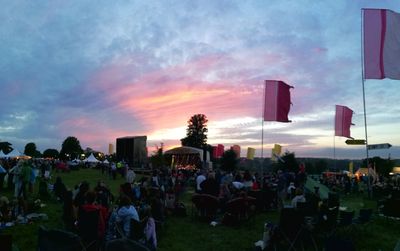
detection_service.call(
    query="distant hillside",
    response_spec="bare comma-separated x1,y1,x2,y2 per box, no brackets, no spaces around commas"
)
239,157,400,173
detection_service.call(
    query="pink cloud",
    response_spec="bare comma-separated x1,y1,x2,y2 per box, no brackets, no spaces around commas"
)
87,52,270,129
78,48,325,151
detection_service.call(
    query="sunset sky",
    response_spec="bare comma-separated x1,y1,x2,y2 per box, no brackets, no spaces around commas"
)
1,1,399,159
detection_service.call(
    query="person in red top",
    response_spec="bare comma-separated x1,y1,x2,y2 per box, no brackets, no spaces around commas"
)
79,190,109,239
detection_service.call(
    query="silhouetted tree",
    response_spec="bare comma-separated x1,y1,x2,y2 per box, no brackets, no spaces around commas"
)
60,136,83,160
43,148,60,159
315,159,328,174
363,156,394,177
0,141,13,154
276,151,298,172
150,143,167,169
181,114,208,148
24,142,40,157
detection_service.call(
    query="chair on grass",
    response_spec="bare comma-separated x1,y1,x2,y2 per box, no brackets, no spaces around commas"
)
272,207,310,251
336,210,356,237
191,193,204,218
224,197,250,226
247,190,263,211
77,208,101,251
317,206,339,238
0,233,12,251
191,194,219,222
296,201,312,217
382,199,400,218
356,208,373,224
37,225,84,251
338,210,354,226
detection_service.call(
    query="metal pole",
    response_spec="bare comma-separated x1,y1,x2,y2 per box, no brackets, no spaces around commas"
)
333,106,336,170
361,9,371,197
260,81,266,188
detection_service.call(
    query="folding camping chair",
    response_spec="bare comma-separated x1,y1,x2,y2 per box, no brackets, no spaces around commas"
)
357,208,373,224
37,225,84,251
273,207,317,251
0,233,12,251
77,208,102,251
336,210,355,236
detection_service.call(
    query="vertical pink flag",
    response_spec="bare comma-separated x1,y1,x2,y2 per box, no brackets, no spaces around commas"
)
363,9,400,80
264,80,293,122
335,105,354,138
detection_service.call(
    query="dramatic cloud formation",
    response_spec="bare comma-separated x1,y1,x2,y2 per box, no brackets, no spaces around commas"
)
1,1,399,159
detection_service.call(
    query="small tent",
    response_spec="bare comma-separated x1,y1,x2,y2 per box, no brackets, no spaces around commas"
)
84,153,100,163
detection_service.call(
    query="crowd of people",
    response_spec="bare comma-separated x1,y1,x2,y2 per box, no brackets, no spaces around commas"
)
0,156,203,250
3,155,390,250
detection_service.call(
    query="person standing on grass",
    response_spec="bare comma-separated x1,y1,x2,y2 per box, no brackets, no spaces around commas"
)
19,161,32,199
126,167,136,184
10,160,23,197
110,162,117,180
0,160,6,191
195,169,206,194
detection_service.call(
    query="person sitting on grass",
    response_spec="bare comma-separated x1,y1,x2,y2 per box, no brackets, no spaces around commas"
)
62,190,76,232
78,190,109,240
142,205,157,251
74,181,90,208
116,195,140,238
200,172,219,197
0,196,11,222
95,180,113,209
53,176,67,201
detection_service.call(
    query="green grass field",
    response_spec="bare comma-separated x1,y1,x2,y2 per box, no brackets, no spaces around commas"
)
1,168,399,251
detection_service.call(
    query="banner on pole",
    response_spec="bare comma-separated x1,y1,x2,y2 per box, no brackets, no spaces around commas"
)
335,105,354,138
363,9,400,80
271,144,282,162
247,147,255,160
264,80,293,122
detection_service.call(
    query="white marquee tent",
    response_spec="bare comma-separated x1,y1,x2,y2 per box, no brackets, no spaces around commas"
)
5,148,25,158
84,153,100,163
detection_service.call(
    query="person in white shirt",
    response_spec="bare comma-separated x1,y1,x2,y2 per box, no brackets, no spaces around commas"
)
126,168,136,184
287,182,296,199
291,188,306,208
196,170,207,193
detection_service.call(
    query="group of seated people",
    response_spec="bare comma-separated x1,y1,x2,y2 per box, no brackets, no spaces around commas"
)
50,166,192,251
52,177,166,251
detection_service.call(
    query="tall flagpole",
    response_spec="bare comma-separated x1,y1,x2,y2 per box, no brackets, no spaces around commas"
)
260,81,266,187
333,129,336,170
333,105,337,170
361,9,371,197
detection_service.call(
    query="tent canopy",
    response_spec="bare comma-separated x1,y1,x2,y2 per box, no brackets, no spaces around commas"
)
5,148,25,158
84,153,100,163
164,146,203,160
164,146,206,169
